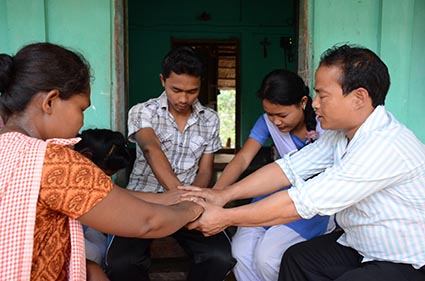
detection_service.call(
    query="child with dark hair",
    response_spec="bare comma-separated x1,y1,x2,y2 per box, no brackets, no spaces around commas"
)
74,128,132,281
75,128,131,176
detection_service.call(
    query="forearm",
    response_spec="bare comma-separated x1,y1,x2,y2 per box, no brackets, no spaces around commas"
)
222,162,290,202
135,128,181,190
78,186,202,238
192,169,213,188
143,201,202,237
127,189,185,206
144,148,181,190
226,190,301,227
127,189,165,204
214,139,261,190
213,157,249,190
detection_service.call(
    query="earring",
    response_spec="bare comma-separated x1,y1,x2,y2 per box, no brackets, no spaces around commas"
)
302,104,306,110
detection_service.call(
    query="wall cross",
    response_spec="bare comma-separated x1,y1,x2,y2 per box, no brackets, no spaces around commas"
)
260,37,271,58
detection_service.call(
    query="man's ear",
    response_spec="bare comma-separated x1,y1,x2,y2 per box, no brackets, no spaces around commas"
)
41,89,61,114
159,73,166,87
352,87,370,110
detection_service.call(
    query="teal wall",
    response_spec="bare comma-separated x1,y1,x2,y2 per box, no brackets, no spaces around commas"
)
127,0,298,145
0,0,114,130
1,0,424,143
310,0,425,142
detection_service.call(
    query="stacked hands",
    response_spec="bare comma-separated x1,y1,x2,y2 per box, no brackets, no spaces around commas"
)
177,186,229,237
158,186,226,236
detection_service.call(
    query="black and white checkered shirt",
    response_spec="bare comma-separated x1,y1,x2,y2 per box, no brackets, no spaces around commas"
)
127,92,221,193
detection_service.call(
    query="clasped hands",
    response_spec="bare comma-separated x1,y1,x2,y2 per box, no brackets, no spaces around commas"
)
177,186,230,237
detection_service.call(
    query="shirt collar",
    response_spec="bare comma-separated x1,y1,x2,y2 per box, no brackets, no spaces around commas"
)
159,91,169,109
351,105,393,141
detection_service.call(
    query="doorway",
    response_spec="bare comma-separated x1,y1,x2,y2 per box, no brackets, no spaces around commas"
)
172,39,240,152
114,0,308,151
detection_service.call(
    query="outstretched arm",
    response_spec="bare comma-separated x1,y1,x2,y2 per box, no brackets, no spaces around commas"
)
224,162,290,201
180,161,290,206
78,185,203,238
191,152,214,188
187,189,300,236
127,188,186,206
134,127,181,190
213,138,262,190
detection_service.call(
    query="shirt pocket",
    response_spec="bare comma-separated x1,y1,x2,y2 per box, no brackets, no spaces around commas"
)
189,135,207,160
157,132,174,153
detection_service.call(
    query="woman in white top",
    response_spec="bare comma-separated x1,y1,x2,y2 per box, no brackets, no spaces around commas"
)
213,69,333,281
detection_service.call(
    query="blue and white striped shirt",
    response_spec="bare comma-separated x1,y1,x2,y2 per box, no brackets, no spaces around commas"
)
277,106,425,268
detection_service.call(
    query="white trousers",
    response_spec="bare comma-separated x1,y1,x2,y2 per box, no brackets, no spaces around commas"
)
231,225,305,281
85,227,107,265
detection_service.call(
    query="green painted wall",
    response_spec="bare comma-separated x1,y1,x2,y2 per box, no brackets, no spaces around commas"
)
0,0,114,130
310,0,425,142
127,0,298,145
2,0,423,143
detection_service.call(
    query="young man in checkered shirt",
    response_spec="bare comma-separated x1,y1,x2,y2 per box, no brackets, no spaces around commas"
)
105,46,236,281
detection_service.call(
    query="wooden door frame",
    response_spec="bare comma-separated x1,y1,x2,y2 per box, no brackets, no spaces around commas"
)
297,0,311,84
112,0,127,135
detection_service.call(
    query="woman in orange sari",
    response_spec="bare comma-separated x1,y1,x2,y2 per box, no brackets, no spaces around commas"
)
0,42,203,281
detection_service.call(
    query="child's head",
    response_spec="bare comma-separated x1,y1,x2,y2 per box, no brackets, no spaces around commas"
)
256,69,317,132
74,129,131,176
0,42,91,139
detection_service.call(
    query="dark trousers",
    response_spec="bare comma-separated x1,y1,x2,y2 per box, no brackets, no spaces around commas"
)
279,232,425,281
105,228,236,281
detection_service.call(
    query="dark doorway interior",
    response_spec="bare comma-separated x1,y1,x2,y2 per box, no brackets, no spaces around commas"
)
172,39,240,152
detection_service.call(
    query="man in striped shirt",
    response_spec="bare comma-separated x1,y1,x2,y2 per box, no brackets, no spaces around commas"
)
181,44,425,281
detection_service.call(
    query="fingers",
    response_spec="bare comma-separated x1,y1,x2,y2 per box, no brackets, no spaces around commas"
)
181,191,209,201
180,191,201,199
186,220,214,237
178,185,204,191
180,194,204,203
185,217,221,237
191,197,206,206
186,219,199,230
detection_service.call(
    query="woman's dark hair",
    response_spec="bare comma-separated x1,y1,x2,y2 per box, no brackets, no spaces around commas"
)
256,69,316,131
74,129,131,172
0,42,91,118
319,44,390,107
161,46,204,79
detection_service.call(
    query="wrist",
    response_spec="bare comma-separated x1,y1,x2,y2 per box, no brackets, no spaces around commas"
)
189,202,204,222
221,208,232,228
221,187,234,204
212,183,225,190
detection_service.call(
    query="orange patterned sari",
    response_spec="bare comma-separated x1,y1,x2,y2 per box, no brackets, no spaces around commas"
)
0,132,112,281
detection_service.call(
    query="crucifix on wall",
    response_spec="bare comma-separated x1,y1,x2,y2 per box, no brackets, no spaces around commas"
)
260,37,271,58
